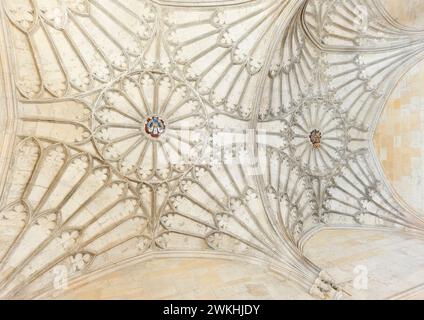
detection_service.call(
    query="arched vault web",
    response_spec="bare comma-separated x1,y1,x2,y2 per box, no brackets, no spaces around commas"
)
0,0,423,299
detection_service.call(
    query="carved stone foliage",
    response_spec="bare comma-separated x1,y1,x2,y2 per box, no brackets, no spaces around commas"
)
1,0,424,299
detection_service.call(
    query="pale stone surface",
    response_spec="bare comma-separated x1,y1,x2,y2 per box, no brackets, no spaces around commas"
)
380,0,424,28
374,58,424,214
0,0,423,300
40,257,313,300
40,228,424,300
305,229,424,299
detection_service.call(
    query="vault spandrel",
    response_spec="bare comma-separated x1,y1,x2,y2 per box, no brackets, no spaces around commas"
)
0,0,423,300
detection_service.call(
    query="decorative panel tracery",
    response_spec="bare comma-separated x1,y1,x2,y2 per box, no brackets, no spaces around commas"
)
0,0,423,299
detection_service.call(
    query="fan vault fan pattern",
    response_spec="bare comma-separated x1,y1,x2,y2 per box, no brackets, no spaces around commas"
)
0,0,424,299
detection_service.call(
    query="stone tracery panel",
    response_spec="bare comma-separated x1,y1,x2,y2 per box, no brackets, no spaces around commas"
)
0,0,423,299
92,70,208,183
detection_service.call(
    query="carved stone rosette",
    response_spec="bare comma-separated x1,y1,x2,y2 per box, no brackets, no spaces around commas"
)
0,0,423,299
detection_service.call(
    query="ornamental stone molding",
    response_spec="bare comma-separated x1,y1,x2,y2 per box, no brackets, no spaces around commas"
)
0,0,424,299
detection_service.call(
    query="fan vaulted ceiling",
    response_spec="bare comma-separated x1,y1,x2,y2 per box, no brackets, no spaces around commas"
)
0,0,423,299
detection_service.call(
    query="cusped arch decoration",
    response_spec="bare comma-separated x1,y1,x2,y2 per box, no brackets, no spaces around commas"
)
0,0,424,300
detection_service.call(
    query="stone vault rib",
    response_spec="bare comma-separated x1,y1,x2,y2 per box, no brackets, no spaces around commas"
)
0,0,423,299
